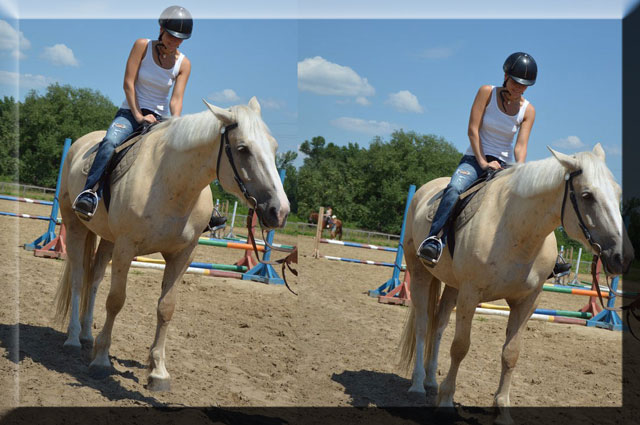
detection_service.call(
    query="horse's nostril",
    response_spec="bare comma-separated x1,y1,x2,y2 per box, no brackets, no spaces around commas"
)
614,252,623,265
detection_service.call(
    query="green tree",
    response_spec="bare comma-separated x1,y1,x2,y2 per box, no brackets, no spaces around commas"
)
276,150,299,215
0,96,19,180
19,83,117,187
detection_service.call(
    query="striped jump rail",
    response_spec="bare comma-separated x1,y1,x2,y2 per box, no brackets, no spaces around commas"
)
542,284,610,298
216,236,295,251
477,303,592,319
0,211,61,223
475,307,587,326
321,255,406,270
198,238,266,252
129,261,244,279
0,195,54,206
133,256,247,272
319,239,397,252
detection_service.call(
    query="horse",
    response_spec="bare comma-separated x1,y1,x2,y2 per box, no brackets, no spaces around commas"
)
399,144,633,424
308,211,343,240
54,97,290,391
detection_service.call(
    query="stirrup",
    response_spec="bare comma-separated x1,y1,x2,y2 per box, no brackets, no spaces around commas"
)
417,236,443,267
72,189,99,221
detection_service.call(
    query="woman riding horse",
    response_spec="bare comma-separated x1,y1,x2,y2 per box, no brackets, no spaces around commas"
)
417,52,537,265
73,6,194,221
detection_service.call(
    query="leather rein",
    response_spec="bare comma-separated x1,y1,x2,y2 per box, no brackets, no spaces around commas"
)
561,169,640,338
216,123,298,295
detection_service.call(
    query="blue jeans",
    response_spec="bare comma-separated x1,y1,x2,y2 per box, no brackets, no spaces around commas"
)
427,155,486,245
84,108,140,195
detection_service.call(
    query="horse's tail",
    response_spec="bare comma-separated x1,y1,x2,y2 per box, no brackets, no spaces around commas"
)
54,231,97,326
399,276,440,374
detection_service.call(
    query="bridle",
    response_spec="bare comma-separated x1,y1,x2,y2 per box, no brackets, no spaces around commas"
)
215,123,298,294
561,169,640,338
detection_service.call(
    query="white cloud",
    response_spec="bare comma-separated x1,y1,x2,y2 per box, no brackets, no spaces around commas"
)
258,97,285,110
355,96,371,106
208,89,241,104
330,117,396,136
298,56,375,99
602,144,622,156
553,135,585,150
0,70,56,90
41,44,78,67
0,19,31,60
385,90,424,113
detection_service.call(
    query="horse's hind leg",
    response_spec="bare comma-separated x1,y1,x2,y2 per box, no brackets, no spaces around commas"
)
494,291,540,425
79,239,114,348
59,219,93,353
147,246,196,392
436,286,479,409
425,285,457,391
89,239,134,378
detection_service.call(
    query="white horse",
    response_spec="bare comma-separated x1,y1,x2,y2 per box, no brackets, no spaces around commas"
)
399,144,633,424
54,97,289,391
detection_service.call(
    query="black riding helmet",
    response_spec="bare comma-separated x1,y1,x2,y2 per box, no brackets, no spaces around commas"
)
503,52,537,86
158,5,193,39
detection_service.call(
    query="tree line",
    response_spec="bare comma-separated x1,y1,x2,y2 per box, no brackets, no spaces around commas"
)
1,83,638,259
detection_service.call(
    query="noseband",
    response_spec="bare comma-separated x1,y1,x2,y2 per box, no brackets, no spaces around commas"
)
560,169,602,256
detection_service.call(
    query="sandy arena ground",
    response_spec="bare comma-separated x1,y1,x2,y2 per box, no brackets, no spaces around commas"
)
1,198,639,424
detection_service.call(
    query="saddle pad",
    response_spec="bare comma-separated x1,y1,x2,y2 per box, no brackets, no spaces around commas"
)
81,135,143,185
426,181,489,231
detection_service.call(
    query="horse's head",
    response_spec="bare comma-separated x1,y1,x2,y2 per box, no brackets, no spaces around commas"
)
204,97,290,229
549,144,634,275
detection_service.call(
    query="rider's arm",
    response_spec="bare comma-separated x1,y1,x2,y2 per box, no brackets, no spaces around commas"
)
467,85,493,169
170,56,191,117
513,103,536,163
123,39,149,124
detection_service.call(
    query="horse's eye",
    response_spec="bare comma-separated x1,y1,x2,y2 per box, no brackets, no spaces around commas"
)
237,144,249,154
581,191,593,201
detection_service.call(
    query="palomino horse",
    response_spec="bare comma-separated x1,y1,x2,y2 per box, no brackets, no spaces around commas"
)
54,97,289,391
399,144,633,424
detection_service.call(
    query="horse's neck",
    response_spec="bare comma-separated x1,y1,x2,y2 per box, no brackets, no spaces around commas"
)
156,115,223,208
499,169,565,256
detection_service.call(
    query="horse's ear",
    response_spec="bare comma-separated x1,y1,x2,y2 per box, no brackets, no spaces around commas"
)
248,96,261,115
547,145,579,171
593,143,606,161
202,99,234,124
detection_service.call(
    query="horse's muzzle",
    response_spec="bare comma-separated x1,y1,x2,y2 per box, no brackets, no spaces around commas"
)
256,199,289,229
601,247,635,275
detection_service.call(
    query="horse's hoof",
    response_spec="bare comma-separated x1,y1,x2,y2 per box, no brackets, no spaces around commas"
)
435,406,461,422
62,341,82,355
147,376,171,392
88,364,113,380
407,389,427,405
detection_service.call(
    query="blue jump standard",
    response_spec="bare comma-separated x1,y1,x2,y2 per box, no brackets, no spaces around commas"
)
24,138,71,251
242,169,287,285
586,276,624,331
368,184,416,297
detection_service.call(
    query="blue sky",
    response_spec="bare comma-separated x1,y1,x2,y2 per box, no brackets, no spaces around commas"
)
298,19,623,183
1,0,638,186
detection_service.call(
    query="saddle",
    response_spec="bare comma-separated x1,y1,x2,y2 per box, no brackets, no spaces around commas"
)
426,168,505,258
81,122,159,210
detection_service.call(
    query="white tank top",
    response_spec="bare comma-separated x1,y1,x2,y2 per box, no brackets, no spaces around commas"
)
465,86,529,163
121,39,184,117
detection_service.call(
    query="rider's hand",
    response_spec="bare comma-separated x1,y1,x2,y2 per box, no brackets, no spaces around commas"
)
141,114,157,125
483,160,503,171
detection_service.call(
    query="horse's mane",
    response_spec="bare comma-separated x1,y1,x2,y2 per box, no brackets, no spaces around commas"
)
506,150,613,198
153,105,271,151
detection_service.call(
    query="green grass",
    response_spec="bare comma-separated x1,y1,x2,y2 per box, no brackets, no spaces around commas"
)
0,188,55,201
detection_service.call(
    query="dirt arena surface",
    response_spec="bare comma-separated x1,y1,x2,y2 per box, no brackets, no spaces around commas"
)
1,198,639,424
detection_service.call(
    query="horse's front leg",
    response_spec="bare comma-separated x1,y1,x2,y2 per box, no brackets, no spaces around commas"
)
89,239,134,378
437,286,479,410
494,290,540,425
147,245,196,392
